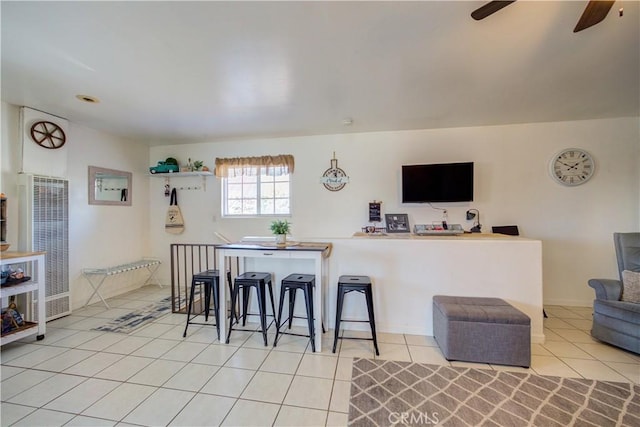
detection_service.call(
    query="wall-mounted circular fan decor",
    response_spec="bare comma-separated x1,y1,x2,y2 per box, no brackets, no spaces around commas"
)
30,121,66,149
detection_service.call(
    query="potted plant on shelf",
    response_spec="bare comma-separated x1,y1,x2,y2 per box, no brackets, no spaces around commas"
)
270,219,290,245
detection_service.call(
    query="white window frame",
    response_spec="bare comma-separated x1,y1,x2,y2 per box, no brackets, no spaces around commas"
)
221,167,291,217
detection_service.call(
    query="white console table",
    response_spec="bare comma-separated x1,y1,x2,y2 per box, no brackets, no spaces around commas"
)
216,242,331,351
1,251,46,345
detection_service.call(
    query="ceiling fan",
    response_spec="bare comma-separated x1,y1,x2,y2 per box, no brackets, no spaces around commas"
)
471,0,616,33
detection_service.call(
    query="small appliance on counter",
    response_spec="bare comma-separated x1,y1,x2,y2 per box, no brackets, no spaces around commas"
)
414,223,464,236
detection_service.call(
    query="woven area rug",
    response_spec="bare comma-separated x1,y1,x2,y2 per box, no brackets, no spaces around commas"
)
349,358,639,427
92,296,172,334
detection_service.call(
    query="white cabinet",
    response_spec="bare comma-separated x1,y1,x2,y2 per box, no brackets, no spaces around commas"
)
1,251,46,345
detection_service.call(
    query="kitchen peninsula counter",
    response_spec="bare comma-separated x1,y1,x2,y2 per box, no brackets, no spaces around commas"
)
329,233,544,342
215,234,544,345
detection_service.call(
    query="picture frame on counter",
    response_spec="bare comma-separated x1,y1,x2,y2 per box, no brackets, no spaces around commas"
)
368,201,381,222
385,213,410,233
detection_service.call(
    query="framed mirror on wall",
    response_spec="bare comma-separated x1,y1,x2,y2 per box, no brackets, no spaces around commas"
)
88,166,132,206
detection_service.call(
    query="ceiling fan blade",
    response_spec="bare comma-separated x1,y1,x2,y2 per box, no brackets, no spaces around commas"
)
471,1,517,21
574,0,615,32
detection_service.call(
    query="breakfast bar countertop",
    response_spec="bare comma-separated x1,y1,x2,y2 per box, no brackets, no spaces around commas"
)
217,241,332,256
215,241,332,351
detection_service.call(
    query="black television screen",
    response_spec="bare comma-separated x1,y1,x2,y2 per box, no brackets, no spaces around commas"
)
402,162,474,203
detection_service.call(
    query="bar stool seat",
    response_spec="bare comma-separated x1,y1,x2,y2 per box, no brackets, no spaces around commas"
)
274,273,325,352
333,275,379,355
226,272,276,346
183,269,221,340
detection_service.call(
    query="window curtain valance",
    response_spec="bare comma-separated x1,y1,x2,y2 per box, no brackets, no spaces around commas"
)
214,154,295,178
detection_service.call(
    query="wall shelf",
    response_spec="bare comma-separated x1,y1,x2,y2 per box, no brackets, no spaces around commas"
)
149,171,213,178
149,171,213,191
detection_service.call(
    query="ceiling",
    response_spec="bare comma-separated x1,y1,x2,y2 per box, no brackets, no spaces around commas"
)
2,1,638,146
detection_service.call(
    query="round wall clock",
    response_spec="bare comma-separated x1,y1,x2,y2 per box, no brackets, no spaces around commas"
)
549,148,595,186
30,121,66,149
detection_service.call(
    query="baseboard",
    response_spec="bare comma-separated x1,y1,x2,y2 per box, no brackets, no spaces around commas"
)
543,298,592,307
532,333,546,344
334,323,547,344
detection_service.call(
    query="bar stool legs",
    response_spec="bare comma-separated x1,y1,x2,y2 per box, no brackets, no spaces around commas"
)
332,286,344,353
274,274,324,352
364,284,379,355
225,270,240,323
183,270,221,340
226,272,276,346
332,275,379,356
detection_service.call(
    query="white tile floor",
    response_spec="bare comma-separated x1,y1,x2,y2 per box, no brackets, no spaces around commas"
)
1,286,639,426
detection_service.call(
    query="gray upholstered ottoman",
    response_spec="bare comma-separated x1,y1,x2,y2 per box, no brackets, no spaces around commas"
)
433,295,531,367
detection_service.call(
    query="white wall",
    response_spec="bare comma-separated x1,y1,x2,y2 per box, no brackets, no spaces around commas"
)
1,102,151,309
1,103,21,247
149,117,639,307
3,101,638,311
67,124,151,307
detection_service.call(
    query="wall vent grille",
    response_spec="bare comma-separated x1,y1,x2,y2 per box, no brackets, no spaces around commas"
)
19,174,71,321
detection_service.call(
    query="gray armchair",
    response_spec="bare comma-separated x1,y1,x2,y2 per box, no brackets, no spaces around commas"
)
588,232,640,354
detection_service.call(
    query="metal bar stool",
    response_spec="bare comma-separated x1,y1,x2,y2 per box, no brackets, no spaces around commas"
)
332,275,379,355
273,273,325,352
222,270,240,323
183,269,221,340
226,272,276,346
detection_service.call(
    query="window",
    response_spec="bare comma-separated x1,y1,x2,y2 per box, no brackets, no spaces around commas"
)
216,155,294,217
223,168,291,216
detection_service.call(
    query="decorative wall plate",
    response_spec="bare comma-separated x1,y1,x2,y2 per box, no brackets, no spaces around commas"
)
320,152,349,191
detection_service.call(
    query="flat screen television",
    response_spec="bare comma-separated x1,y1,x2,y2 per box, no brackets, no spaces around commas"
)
402,162,474,203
